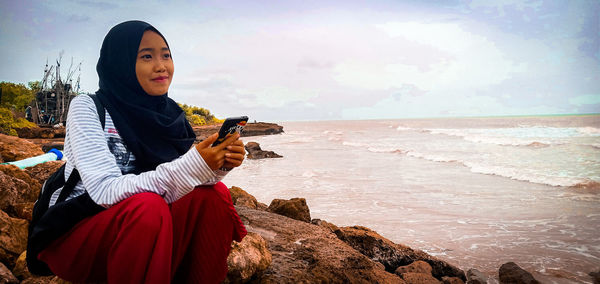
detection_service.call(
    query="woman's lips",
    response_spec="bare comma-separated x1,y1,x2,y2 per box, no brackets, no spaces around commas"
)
152,76,168,83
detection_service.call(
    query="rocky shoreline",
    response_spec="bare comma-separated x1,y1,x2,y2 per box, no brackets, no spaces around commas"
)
14,122,284,153
0,132,599,283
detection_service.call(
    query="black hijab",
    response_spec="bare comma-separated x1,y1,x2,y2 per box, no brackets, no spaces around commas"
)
96,20,196,173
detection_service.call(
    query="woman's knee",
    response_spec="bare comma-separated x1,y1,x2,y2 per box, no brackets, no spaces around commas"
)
191,182,232,205
117,192,171,233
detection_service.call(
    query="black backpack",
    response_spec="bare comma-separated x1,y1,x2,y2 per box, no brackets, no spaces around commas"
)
27,94,106,275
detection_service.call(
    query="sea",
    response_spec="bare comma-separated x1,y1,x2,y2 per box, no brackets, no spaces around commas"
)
223,115,600,283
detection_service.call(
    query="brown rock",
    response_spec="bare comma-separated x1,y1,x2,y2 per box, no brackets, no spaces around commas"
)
245,142,282,159
310,219,339,234
0,166,40,218
9,202,34,221
14,127,64,140
0,165,41,201
396,260,433,275
0,261,18,284
256,202,268,211
442,276,465,284
590,269,600,284
466,268,487,284
235,206,405,283
336,226,465,281
14,252,67,283
12,251,31,280
401,272,441,284
226,232,272,283
0,210,28,268
24,161,64,185
0,134,44,162
20,276,66,284
229,186,259,209
267,198,311,223
499,262,539,284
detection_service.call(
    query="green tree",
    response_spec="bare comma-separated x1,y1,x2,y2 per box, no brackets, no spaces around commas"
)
178,103,222,126
0,81,35,110
0,81,36,135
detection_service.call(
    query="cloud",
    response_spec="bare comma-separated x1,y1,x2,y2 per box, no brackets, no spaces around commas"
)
568,94,600,107
333,21,526,93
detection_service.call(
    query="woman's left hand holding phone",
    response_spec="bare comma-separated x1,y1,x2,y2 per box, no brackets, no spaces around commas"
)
195,133,245,170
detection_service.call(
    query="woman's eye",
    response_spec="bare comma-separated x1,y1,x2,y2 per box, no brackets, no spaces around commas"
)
141,54,152,59
163,53,171,59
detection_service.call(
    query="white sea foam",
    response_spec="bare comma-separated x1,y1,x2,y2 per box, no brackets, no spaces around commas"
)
343,141,367,147
367,147,405,154
576,127,600,136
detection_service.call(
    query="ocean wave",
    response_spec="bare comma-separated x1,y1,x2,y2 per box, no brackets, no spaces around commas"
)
367,147,405,154
404,151,458,163
576,127,600,136
342,141,367,147
398,150,595,188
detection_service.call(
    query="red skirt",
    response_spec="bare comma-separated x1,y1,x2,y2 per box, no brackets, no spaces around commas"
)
38,182,247,284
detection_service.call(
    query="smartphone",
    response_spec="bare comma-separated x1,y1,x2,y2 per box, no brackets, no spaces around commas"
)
212,116,249,147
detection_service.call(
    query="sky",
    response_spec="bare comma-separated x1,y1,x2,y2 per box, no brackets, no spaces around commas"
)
1,0,599,122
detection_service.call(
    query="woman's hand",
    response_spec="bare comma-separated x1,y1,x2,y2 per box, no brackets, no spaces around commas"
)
223,138,245,170
195,133,240,170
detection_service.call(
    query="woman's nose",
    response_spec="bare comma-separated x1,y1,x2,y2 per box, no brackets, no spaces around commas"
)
154,59,166,72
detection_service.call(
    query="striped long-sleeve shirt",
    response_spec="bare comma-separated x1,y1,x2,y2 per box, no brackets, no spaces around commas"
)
49,95,226,208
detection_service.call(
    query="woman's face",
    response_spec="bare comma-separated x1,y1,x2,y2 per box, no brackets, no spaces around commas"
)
136,31,174,96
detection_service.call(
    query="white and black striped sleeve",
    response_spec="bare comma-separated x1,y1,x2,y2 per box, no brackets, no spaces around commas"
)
65,95,223,207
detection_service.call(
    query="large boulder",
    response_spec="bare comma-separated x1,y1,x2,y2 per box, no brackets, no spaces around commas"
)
0,134,44,163
442,276,465,284
226,232,272,283
229,186,259,210
267,198,311,223
589,269,600,284
310,219,340,234
12,251,31,280
235,206,405,283
245,142,282,159
499,262,539,284
400,272,441,284
466,268,487,284
0,261,18,284
0,210,28,268
0,167,40,219
14,252,68,284
24,161,64,186
395,260,433,275
335,226,465,281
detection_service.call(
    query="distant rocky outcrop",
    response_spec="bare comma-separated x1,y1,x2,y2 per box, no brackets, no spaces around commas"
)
14,128,65,140
193,122,284,141
245,142,282,159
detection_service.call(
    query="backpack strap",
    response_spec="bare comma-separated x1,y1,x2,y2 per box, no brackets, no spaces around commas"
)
89,94,106,129
56,94,106,203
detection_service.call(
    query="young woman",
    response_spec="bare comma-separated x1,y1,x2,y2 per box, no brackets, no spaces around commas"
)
36,20,247,283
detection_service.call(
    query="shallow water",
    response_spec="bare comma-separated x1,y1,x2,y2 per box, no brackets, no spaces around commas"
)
224,115,600,283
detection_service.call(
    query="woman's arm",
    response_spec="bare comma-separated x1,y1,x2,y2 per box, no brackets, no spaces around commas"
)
65,95,223,207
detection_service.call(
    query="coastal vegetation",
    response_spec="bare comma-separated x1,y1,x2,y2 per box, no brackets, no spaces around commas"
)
0,82,37,136
0,80,224,136
178,103,223,126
